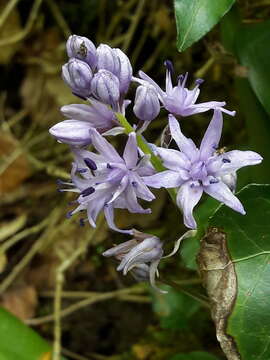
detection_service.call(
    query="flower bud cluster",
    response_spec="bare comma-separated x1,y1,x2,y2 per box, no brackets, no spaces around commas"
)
63,35,132,108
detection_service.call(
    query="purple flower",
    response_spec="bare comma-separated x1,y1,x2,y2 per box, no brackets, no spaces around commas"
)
62,58,93,99
59,130,155,233
133,62,236,117
66,35,97,69
49,98,132,145
103,230,164,291
133,85,160,122
143,110,263,229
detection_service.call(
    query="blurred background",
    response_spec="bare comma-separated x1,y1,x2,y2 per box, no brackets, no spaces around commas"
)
0,0,269,359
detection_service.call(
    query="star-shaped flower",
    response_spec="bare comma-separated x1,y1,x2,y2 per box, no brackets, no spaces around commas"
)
143,110,263,229
59,130,155,233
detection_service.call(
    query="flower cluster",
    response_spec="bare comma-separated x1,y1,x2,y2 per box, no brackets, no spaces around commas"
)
49,35,263,289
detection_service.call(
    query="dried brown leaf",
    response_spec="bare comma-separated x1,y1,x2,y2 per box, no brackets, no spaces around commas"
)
0,132,31,194
197,227,240,360
0,285,37,320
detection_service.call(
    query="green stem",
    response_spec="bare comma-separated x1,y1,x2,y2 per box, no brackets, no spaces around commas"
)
116,113,177,202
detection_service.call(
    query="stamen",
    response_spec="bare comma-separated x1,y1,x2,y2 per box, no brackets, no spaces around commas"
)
131,181,137,187
164,60,174,75
222,158,231,163
84,158,97,170
107,163,113,169
195,78,204,85
210,178,219,184
182,72,189,88
77,168,88,173
79,218,86,227
66,211,73,219
81,187,95,197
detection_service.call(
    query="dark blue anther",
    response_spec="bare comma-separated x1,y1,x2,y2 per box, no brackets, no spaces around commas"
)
84,158,97,170
77,168,88,173
195,78,204,85
66,211,73,219
210,178,219,184
107,163,113,169
164,60,174,75
79,218,85,227
222,158,231,163
178,74,184,83
81,187,95,197
131,181,137,187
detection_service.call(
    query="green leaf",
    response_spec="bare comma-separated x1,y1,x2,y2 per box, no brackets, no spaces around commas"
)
170,351,220,360
152,285,200,330
208,184,270,359
235,21,270,116
174,0,235,51
0,307,66,360
235,78,270,184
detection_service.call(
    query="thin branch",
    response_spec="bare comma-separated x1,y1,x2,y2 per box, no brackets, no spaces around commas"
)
0,0,43,47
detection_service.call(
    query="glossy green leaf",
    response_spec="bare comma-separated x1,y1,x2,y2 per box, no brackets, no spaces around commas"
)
236,78,270,184
174,0,235,51
209,184,270,359
170,351,220,360
152,285,199,330
236,21,270,116
0,307,66,360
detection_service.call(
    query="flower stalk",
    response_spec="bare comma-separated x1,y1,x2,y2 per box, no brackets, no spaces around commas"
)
115,112,177,202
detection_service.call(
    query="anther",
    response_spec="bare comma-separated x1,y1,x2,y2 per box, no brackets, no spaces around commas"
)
107,163,113,169
84,158,97,170
222,158,231,163
210,179,219,184
77,168,88,173
66,211,73,219
195,78,204,85
164,60,174,75
81,187,95,197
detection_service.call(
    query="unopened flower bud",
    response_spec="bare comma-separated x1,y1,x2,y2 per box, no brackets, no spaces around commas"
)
113,48,132,94
97,44,120,74
49,120,92,146
133,85,160,121
91,69,120,107
62,58,93,99
66,35,97,69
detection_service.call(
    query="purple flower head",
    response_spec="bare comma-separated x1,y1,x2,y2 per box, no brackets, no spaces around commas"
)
133,85,160,122
91,69,120,109
133,63,236,117
66,35,97,69
97,44,132,95
62,58,93,99
59,130,155,233
103,230,164,291
143,110,262,229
